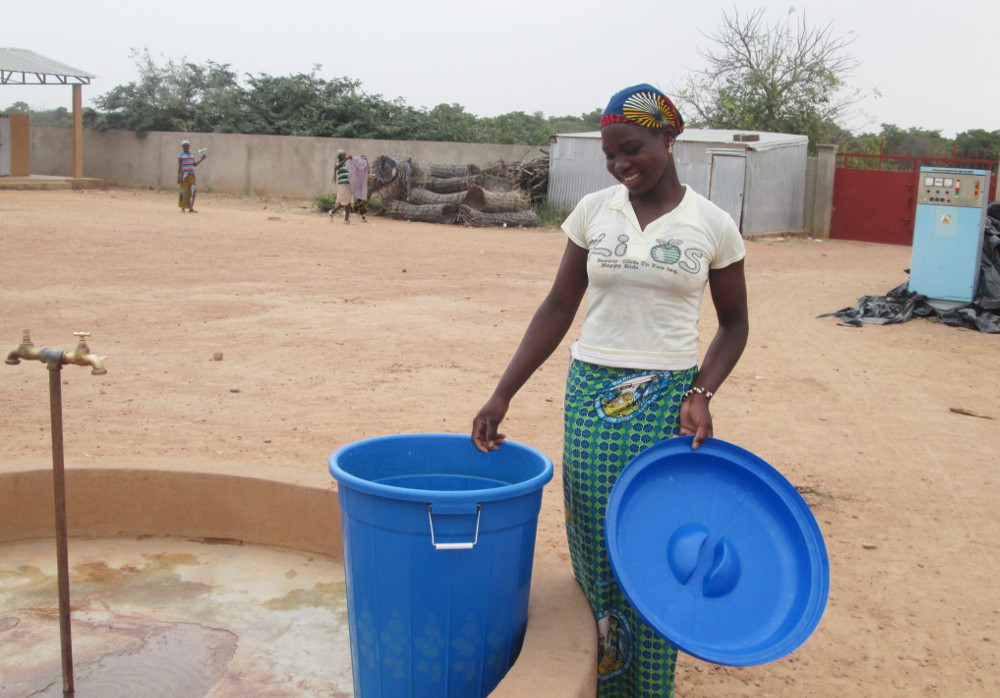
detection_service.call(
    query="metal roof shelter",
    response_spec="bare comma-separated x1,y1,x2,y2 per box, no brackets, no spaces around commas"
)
0,48,96,178
0,48,95,86
547,129,809,236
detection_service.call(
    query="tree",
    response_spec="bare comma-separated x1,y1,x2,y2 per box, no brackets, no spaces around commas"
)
548,108,603,136
415,103,482,143
955,129,1000,158
479,111,551,146
240,70,355,136
88,49,243,135
83,51,782,145
879,124,951,157
0,102,75,127
674,7,863,151
840,125,953,158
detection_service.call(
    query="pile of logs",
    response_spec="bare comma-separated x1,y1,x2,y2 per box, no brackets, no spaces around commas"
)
480,156,550,207
372,154,548,228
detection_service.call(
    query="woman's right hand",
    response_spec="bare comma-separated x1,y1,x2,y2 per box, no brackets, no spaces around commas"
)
470,241,588,455
471,395,510,453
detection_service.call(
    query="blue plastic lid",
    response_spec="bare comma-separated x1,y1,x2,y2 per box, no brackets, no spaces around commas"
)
605,436,829,666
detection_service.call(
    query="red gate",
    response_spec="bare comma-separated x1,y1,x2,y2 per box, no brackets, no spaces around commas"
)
830,154,999,245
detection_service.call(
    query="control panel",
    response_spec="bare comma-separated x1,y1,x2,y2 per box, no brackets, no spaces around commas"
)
910,167,991,303
918,171,989,207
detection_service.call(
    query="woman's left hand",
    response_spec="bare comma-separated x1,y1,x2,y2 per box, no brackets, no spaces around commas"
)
679,394,713,449
679,259,748,451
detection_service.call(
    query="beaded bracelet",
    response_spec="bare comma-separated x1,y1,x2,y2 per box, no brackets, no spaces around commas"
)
684,386,714,400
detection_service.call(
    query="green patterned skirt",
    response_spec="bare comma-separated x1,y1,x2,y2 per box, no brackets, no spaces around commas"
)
563,358,697,698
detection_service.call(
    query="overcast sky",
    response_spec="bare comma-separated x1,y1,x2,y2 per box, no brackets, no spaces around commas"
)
3,0,997,138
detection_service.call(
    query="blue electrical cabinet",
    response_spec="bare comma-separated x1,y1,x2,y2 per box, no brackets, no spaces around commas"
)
909,167,991,303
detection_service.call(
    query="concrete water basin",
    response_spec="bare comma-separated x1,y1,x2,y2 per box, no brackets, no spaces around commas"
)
0,459,595,697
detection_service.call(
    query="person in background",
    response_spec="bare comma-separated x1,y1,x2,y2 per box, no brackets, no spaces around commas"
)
348,154,371,223
177,139,206,212
329,150,354,223
471,83,749,697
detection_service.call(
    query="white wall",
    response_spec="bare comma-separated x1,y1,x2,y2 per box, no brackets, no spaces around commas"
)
29,127,544,199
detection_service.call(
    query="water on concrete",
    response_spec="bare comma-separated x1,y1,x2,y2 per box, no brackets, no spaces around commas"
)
0,537,353,697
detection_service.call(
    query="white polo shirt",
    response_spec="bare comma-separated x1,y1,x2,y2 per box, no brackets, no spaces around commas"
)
563,184,745,370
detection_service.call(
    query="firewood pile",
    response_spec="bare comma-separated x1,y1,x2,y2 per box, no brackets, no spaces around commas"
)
480,155,550,206
370,154,548,228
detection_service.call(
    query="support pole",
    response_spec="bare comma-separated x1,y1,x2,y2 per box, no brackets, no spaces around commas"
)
46,358,75,697
72,84,83,179
811,144,838,240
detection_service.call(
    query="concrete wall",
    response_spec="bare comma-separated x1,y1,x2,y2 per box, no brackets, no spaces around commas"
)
803,145,837,238
29,127,543,199
28,126,839,237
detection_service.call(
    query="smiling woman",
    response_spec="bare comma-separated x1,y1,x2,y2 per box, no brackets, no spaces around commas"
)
472,83,749,698
600,123,682,226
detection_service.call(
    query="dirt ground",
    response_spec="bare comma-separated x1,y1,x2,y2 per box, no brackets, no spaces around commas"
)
1,187,998,697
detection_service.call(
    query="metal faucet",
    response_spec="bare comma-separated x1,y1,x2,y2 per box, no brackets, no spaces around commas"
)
5,329,41,365
5,329,107,374
62,332,107,375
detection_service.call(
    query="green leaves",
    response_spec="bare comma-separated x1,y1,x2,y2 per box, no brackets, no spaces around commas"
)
86,49,244,135
65,49,602,145
842,124,1000,160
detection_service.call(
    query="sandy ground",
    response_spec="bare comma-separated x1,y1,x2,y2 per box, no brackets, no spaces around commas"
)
1,187,998,697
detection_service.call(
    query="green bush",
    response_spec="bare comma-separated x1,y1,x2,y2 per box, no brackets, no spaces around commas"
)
314,192,337,212
314,192,384,214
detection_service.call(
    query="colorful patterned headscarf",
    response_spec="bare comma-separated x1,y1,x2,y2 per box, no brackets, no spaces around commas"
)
600,84,684,133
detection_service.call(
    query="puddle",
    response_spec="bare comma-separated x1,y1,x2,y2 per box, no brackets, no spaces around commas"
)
0,538,352,697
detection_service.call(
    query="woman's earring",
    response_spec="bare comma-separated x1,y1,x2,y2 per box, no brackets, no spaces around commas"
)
668,141,674,154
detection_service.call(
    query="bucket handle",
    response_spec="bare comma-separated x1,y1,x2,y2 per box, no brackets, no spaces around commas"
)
427,503,481,550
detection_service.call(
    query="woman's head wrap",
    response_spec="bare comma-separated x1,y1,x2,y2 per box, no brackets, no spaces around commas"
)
600,84,684,133
335,149,346,160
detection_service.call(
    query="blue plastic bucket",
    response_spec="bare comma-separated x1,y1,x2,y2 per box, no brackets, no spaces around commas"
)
329,433,553,698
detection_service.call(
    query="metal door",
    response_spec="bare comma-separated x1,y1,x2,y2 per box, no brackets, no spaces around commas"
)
830,167,915,245
709,154,746,229
0,116,10,177
830,153,998,245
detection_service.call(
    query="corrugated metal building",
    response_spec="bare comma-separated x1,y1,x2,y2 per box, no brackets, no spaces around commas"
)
547,129,808,235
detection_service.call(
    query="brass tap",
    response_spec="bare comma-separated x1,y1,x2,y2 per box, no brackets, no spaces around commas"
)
62,332,107,375
5,329,41,365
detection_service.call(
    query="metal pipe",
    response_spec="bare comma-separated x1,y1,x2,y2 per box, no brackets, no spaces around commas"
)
42,349,75,696
5,330,107,698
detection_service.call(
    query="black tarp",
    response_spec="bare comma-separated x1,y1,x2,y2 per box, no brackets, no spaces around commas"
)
820,217,1000,333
